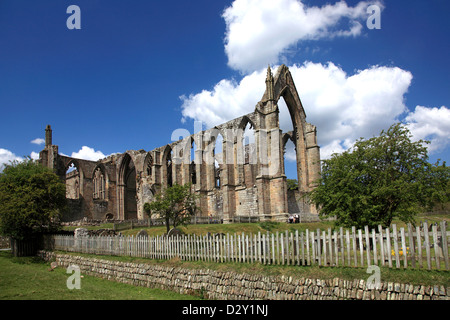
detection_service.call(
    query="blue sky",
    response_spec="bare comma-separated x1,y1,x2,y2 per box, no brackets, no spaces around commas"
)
0,0,449,179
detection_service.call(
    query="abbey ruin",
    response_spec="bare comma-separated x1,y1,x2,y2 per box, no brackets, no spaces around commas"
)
39,65,321,223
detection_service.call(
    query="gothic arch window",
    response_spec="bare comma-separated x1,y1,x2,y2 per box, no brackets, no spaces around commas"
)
190,161,197,185
65,161,80,199
215,159,221,188
93,167,106,200
144,153,153,177
119,153,137,220
282,133,297,182
165,147,173,187
243,121,256,165
190,138,197,185
210,129,223,189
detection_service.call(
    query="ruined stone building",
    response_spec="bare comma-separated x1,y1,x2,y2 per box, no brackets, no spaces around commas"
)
39,65,321,223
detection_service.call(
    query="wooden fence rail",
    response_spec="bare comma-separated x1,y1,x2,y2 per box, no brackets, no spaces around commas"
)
48,222,449,270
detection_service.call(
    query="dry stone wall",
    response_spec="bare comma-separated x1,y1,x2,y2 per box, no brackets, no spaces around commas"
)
38,251,449,300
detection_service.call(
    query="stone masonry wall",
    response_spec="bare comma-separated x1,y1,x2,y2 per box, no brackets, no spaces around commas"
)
38,251,449,300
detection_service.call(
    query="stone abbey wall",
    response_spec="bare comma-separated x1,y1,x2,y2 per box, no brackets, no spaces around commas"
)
39,65,321,223
38,251,449,300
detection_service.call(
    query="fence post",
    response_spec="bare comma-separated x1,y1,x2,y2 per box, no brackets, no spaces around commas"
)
345,229,350,267
334,230,339,267
416,225,422,269
386,227,392,268
305,229,310,266
262,232,266,264
290,232,294,266
392,225,400,269
423,222,431,270
432,224,440,269
378,225,384,266
316,229,321,266
358,229,364,267
440,221,449,270
364,226,371,267
310,231,315,266
328,228,333,266
285,231,290,266
407,223,416,268
351,227,357,267
400,227,408,268
339,227,344,266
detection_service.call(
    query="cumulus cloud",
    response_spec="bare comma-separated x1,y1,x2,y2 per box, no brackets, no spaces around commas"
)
30,151,40,160
180,69,266,127
70,146,108,161
30,138,45,145
181,62,416,160
180,0,447,163
0,148,23,172
404,105,450,154
0,145,116,173
223,0,383,73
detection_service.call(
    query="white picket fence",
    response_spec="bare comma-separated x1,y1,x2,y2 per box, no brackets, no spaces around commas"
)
49,221,449,270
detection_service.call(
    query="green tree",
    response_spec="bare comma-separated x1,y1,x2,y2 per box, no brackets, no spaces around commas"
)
0,159,66,242
144,183,200,233
421,160,450,211
309,123,443,229
287,179,298,190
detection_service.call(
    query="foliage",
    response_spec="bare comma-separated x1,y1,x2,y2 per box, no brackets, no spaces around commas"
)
144,183,200,233
309,123,447,229
143,202,154,225
286,179,298,190
420,160,450,211
0,158,66,240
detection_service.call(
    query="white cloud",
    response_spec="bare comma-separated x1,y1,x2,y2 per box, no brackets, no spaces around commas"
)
405,105,450,154
30,138,45,145
0,145,116,173
0,148,23,172
30,151,40,160
70,146,107,161
223,0,382,73
181,62,415,160
288,62,413,159
180,69,266,127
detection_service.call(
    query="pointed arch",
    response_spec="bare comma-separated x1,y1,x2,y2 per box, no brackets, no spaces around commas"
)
161,145,173,187
282,132,297,180
93,164,107,200
189,137,198,185
65,159,82,199
143,152,153,178
272,65,311,191
118,153,137,220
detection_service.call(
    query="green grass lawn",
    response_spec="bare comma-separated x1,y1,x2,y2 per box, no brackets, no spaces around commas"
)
0,251,201,300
